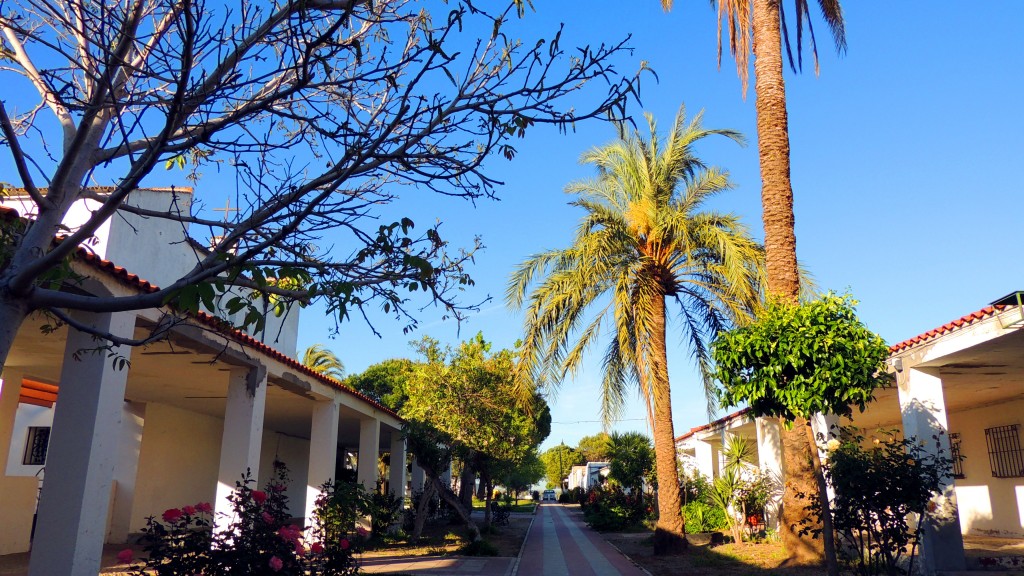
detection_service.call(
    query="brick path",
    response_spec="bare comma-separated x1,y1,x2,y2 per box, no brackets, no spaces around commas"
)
516,503,648,576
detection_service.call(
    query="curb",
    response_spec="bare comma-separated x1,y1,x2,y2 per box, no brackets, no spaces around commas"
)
507,506,538,576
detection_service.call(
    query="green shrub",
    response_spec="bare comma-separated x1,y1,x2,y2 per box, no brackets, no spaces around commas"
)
459,539,499,556
682,501,727,533
579,486,653,532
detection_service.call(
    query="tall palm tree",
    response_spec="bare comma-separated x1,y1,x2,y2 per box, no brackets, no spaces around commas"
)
660,1,845,567
508,107,764,554
301,344,346,380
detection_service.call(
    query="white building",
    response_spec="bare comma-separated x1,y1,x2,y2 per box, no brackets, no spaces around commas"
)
0,189,419,576
676,294,1024,574
566,461,609,491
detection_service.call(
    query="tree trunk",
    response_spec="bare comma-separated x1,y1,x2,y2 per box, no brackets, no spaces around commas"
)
649,295,687,555
752,0,799,300
805,421,839,576
412,479,437,540
752,0,828,566
431,477,481,542
458,457,475,511
483,476,493,528
780,417,825,564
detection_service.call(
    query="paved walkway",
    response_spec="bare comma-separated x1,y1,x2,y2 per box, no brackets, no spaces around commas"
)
517,503,648,576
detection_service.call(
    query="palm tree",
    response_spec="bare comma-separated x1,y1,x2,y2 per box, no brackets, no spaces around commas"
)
508,107,764,554
301,344,345,380
660,1,845,567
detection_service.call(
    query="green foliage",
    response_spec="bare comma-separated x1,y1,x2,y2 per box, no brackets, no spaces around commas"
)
540,443,584,488
458,539,500,556
496,449,545,497
345,358,416,411
129,464,358,575
682,500,728,533
810,429,953,576
607,431,655,493
302,344,346,380
579,486,655,532
714,292,891,422
576,432,613,462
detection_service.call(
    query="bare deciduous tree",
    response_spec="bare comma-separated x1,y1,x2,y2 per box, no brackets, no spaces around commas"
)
0,0,641,365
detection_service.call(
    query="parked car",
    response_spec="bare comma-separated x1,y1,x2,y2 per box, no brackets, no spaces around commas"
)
542,489,556,501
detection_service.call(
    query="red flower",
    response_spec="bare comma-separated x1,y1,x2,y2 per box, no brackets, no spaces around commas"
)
195,502,213,514
271,483,286,492
268,555,283,572
278,525,301,543
339,538,350,550
310,542,324,554
262,511,274,524
294,542,306,555
116,549,134,564
252,490,268,505
162,508,183,523
182,505,196,515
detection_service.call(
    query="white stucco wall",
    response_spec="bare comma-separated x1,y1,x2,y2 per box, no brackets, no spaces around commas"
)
258,432,311,519
0,378,44,555
132,403,222,533
4,403,53,478
948,398,1024,537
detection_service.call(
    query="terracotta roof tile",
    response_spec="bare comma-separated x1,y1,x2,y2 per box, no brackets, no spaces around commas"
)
888,306,1006,354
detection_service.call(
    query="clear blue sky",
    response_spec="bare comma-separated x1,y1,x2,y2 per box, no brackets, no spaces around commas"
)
292,1,1024,452
7,2,1022,453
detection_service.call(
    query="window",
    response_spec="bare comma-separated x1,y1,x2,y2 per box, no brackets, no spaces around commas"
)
984,424,1024,478
949,433,964,479
22,426,51,466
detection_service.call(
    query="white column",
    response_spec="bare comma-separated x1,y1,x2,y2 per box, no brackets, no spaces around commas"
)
29,311,135,576
898,368,965,574
357,418,380,491
108,401,146,543
410,459,426,494
756,417,784,530
215,365,267,530
305,399,339,526
389,433,407,500
810,413,840,500
694,439,716,481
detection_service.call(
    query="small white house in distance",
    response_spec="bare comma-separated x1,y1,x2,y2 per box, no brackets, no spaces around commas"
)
676,293,1024,575
0,189,427,576
566,461,610,491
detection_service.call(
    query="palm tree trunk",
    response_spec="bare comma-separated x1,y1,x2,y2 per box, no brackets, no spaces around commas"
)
649,295,687,554
752,0,834,569
752,0,799,300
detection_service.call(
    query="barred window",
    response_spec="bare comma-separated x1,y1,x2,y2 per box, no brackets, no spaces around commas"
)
22,426,51,466
949,433,964,479
984,424,1024,478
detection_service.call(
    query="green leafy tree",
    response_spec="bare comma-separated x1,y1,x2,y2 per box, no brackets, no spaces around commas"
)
509,107,764,553
607,431,655,495
713,293,890,575
660,0,848,564
301,344,345,380
540,443,584,489
576,432,613,463
495,449,546,501
402,333,550,533
345,358,416,411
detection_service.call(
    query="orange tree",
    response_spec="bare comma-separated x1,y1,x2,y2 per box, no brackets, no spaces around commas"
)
712,293,890,576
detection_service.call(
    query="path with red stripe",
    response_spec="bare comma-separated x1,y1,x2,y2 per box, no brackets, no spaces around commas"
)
515,503,648,576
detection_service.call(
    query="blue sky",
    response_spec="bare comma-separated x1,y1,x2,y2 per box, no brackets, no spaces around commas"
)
291,1,1024,451
5,2,1022,453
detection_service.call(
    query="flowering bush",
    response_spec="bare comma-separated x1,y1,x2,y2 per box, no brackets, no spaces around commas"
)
128,462,359,575
579,486,653,532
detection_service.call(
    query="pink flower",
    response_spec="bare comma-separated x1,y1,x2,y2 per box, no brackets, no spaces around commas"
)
116,549,134,564
162,508,183,523
252,490,268,505
278,525,301,543
355,526,369,538
339,538,350,550
271,483,286,492
195,502,213,514
310,542,324,554
182,505,196,515
294,542,306,555
262,511,274,524
268,555,283,572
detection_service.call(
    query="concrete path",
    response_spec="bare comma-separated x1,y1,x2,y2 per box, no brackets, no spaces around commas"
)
359,555,515,575
516,503,648,576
